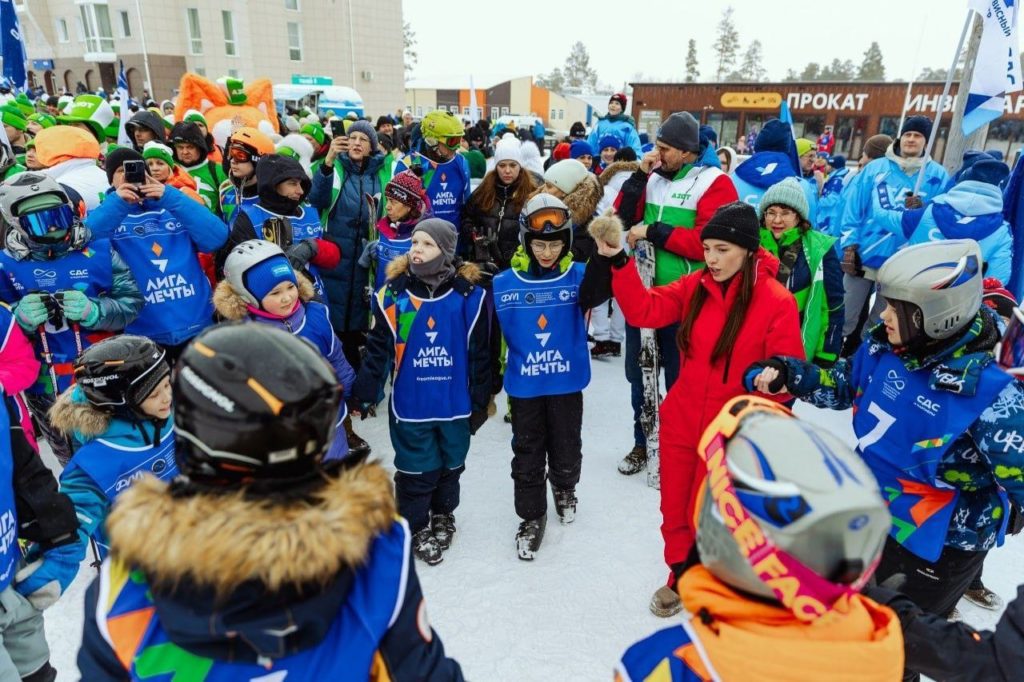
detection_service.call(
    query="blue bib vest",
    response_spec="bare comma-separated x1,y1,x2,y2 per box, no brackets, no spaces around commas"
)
238,203,328,302
853,349,1012,561
376,282,485,422
0,400,19,592
218,185,258,225
62,431,177,559
400,155,470,229
110,209,214,346
492,265,591,398
374,234,412,290
99,519,410,681
0,244,114,394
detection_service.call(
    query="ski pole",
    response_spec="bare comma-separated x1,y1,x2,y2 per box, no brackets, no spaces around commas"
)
70,322,83,357
36,326,60,397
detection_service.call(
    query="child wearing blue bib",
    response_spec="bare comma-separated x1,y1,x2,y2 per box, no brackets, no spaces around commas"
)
353,219,490,566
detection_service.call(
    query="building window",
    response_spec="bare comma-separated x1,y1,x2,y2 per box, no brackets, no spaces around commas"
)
186,8,202,55
119,11,131,38
74,16,85,42
550,108,556,120
285,0,299,9
56,18,69,43
79,3,115,54
462,106,469,116
500,106,509,116
195,67,206,77
416,106,424,117
878,116,900,139
559,109,564,120
228,68,239,78
287,22,303,61
222,11,236,56
490,106,498,120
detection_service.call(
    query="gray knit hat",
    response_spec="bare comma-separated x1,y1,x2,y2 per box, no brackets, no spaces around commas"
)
347,120,379,154
757,178,810,224
412,218,458,265
657,112,700,153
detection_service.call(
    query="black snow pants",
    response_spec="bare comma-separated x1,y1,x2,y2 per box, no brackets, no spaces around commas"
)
509,392,583,521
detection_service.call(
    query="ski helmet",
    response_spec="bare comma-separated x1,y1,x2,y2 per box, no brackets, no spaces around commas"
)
173,322,342,492
223,239,292,307
228,126,276,163
695,396,889,621
876,239,983,342
420,110,464,146
73,335,170,417
519,193,573,254
0,172,87,259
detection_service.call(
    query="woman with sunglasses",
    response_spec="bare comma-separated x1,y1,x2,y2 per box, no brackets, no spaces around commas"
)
394,111,472,232
593,201,804,617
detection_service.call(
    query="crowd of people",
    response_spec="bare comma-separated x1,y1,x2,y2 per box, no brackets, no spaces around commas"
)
0,78,1023,680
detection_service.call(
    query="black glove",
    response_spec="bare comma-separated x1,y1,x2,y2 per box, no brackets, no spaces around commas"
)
469,409,488,435
743,358,789,393
840,246,862,276
286,238,318,269
348,398,372,421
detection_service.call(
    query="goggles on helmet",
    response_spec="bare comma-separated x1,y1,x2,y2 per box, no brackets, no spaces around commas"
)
424,135,462,150
697,395,878,622
522,206,571,233
18,205,75,240
228,145,256,163
997,306,1024,376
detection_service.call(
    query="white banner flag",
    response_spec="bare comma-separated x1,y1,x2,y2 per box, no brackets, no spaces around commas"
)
963,0,1023,134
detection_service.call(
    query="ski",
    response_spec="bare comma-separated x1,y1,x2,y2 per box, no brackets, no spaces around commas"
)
634,239,661,490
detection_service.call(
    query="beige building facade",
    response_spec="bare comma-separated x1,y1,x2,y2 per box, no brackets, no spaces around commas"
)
14,0,404,115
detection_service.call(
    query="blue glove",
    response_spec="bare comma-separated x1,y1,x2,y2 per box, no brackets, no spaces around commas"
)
58,289,100,327
13,293,49,331
14,541,84,610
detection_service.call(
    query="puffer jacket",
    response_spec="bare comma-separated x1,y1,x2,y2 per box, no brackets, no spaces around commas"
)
461,176,532,270
586,114,642,157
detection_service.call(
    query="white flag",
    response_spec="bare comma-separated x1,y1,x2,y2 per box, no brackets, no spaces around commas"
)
963,0,1023,134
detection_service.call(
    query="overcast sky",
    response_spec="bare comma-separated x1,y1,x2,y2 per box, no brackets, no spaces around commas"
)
403,0,994,89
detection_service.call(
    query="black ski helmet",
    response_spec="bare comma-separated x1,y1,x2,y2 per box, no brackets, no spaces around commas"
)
73,335,170,417
172,322,342,492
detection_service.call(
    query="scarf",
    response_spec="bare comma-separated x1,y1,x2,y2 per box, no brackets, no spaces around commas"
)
410,253,455,293
885,143,927,176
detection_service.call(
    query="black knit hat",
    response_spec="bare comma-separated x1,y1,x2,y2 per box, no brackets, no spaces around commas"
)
700,201,761,251
105,147,143,184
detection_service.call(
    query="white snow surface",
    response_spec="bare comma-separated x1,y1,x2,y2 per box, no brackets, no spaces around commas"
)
41,356,1024,680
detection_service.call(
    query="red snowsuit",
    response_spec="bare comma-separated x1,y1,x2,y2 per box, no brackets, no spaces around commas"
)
611,249,804,580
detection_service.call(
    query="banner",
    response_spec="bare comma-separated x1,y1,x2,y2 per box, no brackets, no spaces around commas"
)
963,0,1023,135
0,0,28,90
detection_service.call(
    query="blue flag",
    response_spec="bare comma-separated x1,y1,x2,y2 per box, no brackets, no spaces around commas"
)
964,0,1023,135
779,101,802,175
1003,155,1024,297
0,0,28,89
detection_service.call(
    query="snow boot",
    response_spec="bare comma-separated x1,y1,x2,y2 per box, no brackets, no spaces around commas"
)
650,585,683,617
590,340,615,359
552,486,577,525
516,515,547,561
413,527,443,565
343,415,371,459
431,512,456,551
963,585,1004,610
618,445,648,475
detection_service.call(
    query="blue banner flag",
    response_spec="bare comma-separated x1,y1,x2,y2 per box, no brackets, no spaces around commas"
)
0,0,28,90
963,0,1023,135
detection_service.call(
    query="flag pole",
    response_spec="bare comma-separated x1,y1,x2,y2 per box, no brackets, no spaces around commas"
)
914,9,975,196
133,0,154,97
897,17,930,135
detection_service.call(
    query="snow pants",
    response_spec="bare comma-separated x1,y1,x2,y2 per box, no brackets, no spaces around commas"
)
591,299,625,343
390,416,470,533
509,392,583,521
658,435,706,585
0,585,51,682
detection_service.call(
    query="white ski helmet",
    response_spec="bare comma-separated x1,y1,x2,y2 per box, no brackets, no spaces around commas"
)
519,193,573,252
223,239,290,307
0,172,87,259
695,397,888,619
876,239,983,341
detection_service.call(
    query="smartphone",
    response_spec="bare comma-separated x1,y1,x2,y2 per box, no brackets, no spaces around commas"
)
330,119,345,138
123,159,146,185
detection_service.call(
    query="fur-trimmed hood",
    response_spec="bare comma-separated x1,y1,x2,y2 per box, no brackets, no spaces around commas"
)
384,253,482,284
107,462,397,594
598,160,640,188
213,272,316,321
563,172,602,225
49,386,111,440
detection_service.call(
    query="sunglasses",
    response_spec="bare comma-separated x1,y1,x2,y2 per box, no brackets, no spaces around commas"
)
997,306,1024,376
19,205,75,239
523,206,570,233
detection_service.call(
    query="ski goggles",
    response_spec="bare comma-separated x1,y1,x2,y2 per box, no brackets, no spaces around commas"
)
997,306,1024,376
697,395,875,622
18,205,75,239
228,145,257,163
423,135,462,150
522,206,571,233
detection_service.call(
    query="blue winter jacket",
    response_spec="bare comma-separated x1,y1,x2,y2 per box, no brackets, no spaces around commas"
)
86,186,227,346
731,151,819,224
839,155,950,267
817,167,850,241
308,153,388,333
761,309,1024,554
587,115,643,158
872,180,1013,284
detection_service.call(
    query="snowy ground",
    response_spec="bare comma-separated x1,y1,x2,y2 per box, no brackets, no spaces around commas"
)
41,353,1024,680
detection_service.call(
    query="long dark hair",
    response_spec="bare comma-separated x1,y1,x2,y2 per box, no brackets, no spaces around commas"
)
676,253,757,363
470,164,536,214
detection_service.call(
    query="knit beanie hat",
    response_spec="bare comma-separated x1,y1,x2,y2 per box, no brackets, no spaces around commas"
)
570,140,594,159
609,93,628,109
105,147,144,184
347,120,379,153
754,119,793,153
553,142,571,161
699,125,718,148
829,154,847,170
0,104,27,132
900,115,932,140
183,109,207,127
142,141,175,168
657,112,700,153
961,158,1010,186
569,121,587,139
412,218,458,265
300,122,325,146
758,178,810,223
795,138,815,157
863,134,893,160
545,159,589,194
983,277,1018,320
597,135,622,152
385,169,427,218
700,201,762,252
27,113,56,129
493,137,523,165
244,254,297,305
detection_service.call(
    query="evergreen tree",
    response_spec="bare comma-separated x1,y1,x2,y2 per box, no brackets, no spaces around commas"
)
783,68,799,82
685,39,700,82
403,22,418,77
739,40,766,82
536,68,566,94
712,7,740,81
563,41,598,94
857,41,886,81
800,63,821,81
820,58,856,80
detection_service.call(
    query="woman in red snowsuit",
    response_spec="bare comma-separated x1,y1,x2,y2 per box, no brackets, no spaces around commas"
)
596,201,805,617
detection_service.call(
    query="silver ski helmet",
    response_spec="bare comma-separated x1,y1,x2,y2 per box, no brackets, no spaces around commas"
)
695,397,888,621
0,172,87,259
877,239,983,342
519,193,573,257
223,239,292,307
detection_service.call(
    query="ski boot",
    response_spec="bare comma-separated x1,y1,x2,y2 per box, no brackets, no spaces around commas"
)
516,515,547,561
413,527,443,565
963,584,1004,610
618,445,647,475
590,340,615,359
650,585,683,617
431,512,456,551
552,486,577,525
343,415,371,459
